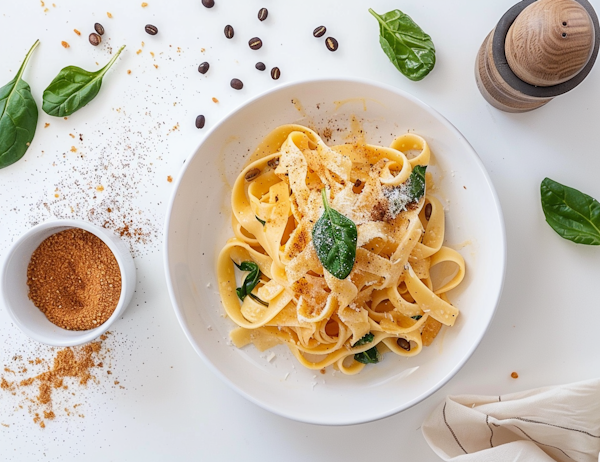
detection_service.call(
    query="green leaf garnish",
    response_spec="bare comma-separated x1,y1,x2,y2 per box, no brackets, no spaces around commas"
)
42,45,125,117
541,177,600,245
0,40,39,169
354,346,380,364
408,165,427,202
368,8,435,81
411,315,422,321
312,188,357,279
255,215,266,226
233,260,262,301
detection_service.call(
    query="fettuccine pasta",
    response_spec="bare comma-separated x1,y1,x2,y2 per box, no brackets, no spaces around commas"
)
217,124,465,375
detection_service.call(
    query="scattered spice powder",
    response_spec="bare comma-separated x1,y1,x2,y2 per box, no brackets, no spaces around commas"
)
141,1,148,6
27,228,121,330
44,123,50,128
136,49,142,55
0,339,112,428
74,29,81,36
106,11,113,18
154,64,159,69
70,146,77,152
511,371,519,379
167,175,173,183
127,69,132,74
212,97,219,103
61,41,70,48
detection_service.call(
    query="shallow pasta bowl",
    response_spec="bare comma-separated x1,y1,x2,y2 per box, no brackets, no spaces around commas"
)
164,78,506,425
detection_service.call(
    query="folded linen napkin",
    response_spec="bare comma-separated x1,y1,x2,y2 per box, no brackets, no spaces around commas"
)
422,378,600,462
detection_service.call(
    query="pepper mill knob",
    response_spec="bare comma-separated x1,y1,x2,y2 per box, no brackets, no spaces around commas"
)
506,0,594,86
475,0,599,112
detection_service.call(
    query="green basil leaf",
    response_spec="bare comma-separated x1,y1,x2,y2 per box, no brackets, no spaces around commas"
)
312,188,357,280
368,8,435,81
383,165,427,218
0,40,39,170
255,215,266,226
353,332,374,347
233,260,262,301
541,177,600,245
354,346,381,364
408,165,427,202
42,45,125,117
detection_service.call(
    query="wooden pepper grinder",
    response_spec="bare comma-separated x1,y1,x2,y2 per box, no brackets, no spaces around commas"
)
475,0,599,112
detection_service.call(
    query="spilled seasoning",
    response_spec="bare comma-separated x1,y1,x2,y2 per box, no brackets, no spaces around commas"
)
0,334,118,428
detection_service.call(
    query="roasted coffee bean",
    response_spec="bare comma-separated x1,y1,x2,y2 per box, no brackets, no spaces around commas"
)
267,157,279,168
89,33,102,46
248,37,262,50
255,62,266,71
245,168,260,181
230,78,243,90
145,24,158,35
94,23,105,35
397,338,411,351
325,36,338,51
202,0,215,8
313,26,326,38
198,62,210,74
270,67,281,80
425,203,432,221
224,25,234,39
258,7,268,21
195,115,206,129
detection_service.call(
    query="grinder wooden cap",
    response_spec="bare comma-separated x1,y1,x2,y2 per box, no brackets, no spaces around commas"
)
475,0,599,112
505,0,594,86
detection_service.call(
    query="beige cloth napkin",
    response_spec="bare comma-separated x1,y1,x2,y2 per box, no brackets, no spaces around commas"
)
422,378,600,462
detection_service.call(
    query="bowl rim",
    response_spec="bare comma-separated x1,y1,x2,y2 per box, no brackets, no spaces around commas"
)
163,76,507,425
1,218,133,347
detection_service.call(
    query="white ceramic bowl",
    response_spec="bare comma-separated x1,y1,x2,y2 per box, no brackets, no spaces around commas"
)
164,78,506,425
1,219,136,346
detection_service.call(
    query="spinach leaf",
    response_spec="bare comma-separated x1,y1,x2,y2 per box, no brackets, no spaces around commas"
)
312,188,358,280
368,8,435,81
408,165,427,202
353,332,374,347
355,346,380,364
42,45,125,117
233,260,262,301
541,177,600,245
0,40,39,170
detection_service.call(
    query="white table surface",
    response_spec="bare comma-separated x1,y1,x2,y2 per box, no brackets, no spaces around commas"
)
2,0,600,460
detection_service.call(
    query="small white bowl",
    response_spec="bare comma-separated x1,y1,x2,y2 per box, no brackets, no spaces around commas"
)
1,219,136,346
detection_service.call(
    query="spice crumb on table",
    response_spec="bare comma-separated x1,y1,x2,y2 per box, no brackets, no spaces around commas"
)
0,336,115,428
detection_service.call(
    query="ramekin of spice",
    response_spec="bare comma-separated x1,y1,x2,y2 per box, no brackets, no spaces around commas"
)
1,219,136,346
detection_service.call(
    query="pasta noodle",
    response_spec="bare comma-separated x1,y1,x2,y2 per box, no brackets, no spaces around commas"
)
217,124,465,375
